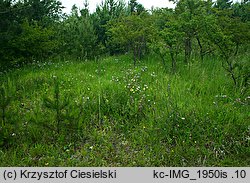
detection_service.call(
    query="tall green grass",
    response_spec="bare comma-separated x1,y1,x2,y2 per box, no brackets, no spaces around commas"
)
0,54,249,166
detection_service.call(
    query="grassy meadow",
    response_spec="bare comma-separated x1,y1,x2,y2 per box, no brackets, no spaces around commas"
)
0,54,249,166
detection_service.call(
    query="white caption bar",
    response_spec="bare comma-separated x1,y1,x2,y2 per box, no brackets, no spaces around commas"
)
0,167,249,183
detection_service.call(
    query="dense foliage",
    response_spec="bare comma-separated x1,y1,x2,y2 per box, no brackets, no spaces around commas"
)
1,0,249,85
0,0,249,166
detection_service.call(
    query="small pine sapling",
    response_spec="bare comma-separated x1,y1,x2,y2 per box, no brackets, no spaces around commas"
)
43,78,69,134
0,78,16,125
0,78,16,147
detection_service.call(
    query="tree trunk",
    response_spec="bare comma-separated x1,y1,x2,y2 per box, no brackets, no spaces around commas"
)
184,37,192,63
160,53,166,68
138,43,141,60
223,58,237,87
234,42,239,56
170,47,176,73
196,36,204,61
227,60,237,86
133,45,137,66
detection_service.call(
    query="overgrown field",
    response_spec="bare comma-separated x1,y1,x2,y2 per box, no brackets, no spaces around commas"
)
0,55,249,166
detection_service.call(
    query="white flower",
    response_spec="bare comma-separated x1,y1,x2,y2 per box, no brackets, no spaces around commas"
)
151,72,156,77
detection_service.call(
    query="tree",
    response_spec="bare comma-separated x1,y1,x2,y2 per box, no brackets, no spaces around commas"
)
0,0,17,65
107,12,153,66
0,0,63,67
214,0,232,10
232,0,250,22
151,8,182,73
209,0,250,87
10,20,58,63
174,0,196,63
57,3,98,59
129,0,145,14
92,0,126,52
21,0,62,23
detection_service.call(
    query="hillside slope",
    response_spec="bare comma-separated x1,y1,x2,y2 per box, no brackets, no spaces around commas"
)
0,55,249,166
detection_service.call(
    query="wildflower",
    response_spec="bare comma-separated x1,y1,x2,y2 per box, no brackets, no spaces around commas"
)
143,84,148,91
141,66,148,72
151,72,156,77
122,141,128,146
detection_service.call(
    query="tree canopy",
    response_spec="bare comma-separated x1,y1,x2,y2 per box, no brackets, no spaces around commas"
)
0,0,249,86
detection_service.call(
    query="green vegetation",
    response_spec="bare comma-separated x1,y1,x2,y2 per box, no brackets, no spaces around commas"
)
0,54,249,166
0,0,249,166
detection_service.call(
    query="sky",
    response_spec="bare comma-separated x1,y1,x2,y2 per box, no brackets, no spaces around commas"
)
60,0,176,14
